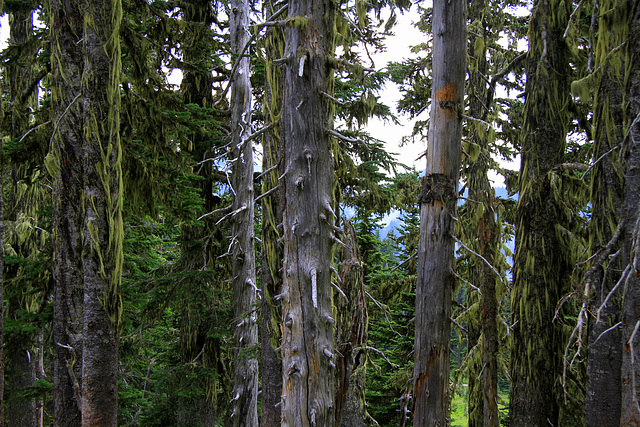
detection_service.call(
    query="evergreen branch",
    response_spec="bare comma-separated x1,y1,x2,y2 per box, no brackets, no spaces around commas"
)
327,129,365,145
563,0,587,39
250,4,289,28
485,52,526,117
256,163,278,181
321,91,346,106
197,205,232,221
581,143,620,179
597,264,630,323
246,122,276,143
451,270,482,296
462,114,491,130
330,282,348,302
364,290,402,338
362,345,399,369
254,184,280,204
19,120,51,143
49,93,82,152
452,235,505,287
591,321,622,347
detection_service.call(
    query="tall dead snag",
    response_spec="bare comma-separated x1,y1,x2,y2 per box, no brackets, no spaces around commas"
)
280,0,337,423
80,0,123,424
412,0,466,424
229,0,259,423
49,0,85,423
335,222,371,427
260,0,285,424
621,2,640,423
509,0,571,425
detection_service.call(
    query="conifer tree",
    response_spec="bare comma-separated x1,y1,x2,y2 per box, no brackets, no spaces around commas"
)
621,2,640,423
49,0,85,423
259,1,286,424
229,0,259,423
509,0,572,424
80,0,124,423
412,0,466,424
279,0,338,422
584,0,628,422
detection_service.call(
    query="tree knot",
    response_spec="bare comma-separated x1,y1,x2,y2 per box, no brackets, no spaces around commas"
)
418,173,455,205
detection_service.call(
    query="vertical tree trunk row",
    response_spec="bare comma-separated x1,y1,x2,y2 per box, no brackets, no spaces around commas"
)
509,0,572,425
50,0,85,423
260,0,286,424
229,0,259,423
413,0,466,425
621,2,640,424
80,0,123,424
280,0,337,423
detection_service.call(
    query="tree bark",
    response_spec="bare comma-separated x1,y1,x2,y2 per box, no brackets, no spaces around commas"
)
412,1,466,425
50,0,85,424
621,2,640,424
260,0,285,423
335,221,371,427
229,0,259,423
280,0,337,423
80,0,123,424
5,6,38,426
585,0,627,423
509,1,572,425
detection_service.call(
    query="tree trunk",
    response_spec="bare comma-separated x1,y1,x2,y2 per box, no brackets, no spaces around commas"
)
464,1,499,424
260,0,285,423
509,1,571,425
229,0,259,424
585,0,628,423
50,0,85,424
412,0,466,425
621,2,640,424
5,6,38,426
80,0,123,424
280,0,337,423
335,221,371,427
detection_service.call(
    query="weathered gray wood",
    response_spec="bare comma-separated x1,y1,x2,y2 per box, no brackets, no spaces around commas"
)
280,0,337,424
413,0,466,425
229,0,259,423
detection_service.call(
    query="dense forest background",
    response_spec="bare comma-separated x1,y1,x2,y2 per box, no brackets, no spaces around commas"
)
0,0,638,425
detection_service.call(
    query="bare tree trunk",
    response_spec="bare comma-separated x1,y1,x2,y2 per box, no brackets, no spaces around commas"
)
50,0,84,424
412,0,466,425
280,0,337,423
621,2,640,424
80,0,123,424
229,0,259,424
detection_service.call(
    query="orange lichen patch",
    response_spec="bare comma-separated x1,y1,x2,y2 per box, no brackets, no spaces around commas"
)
435,83,459,102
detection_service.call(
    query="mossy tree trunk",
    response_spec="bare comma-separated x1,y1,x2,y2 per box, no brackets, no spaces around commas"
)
80,0,123,424
585,0,629,423
280,0,337,423
229,0,259,424
621,2,640,424
50,0,85,423
412,0,466,424
464,0,499,424
260,0,285,424
509,1,572,425
5,5,38,426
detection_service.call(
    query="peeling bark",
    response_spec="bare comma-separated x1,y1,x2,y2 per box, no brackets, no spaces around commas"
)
413,1,466,425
